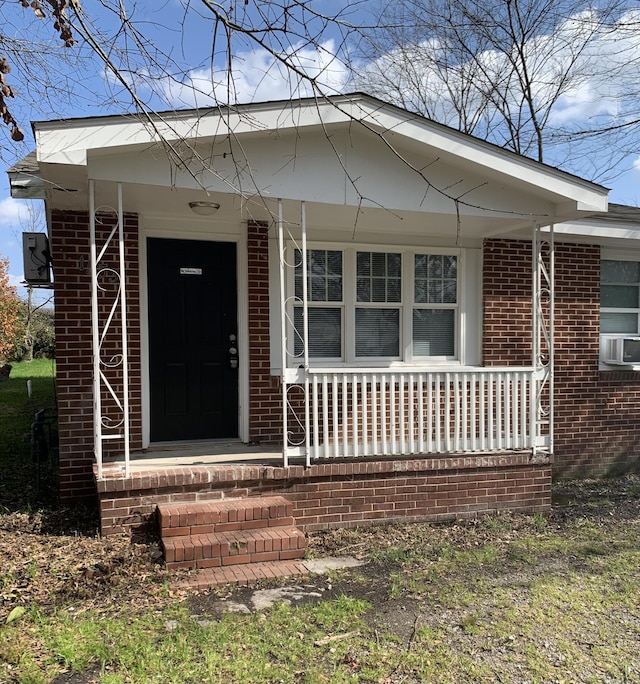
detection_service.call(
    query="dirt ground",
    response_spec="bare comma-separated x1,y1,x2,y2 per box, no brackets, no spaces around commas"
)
2,476,640,683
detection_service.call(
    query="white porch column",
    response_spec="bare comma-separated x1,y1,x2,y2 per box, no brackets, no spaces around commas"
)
89,181,131,478
532,222,554,455
278,200,311,466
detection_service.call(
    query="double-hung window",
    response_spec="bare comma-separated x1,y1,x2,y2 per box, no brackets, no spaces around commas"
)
601,259,640,336
293,246,460,364
294,249,343,359
355,251,402,357
601,258,640,365
413,254,457,357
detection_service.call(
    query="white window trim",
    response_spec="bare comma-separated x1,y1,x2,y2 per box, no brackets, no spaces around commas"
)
286,241,465,368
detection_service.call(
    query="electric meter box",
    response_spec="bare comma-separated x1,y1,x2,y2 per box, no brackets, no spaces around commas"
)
22,232,52,285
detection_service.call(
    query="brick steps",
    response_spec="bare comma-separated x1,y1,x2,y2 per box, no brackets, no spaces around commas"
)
163,525,307,570
172,560,309,590
158,496,295,536
158,496,307,582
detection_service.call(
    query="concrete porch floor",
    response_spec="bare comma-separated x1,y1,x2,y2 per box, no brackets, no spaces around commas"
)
101,440,298,474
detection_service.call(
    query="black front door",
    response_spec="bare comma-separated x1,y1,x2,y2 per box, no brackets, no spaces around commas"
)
147,238,238,442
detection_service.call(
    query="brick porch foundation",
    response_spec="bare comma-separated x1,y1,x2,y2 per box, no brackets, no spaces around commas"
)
96,452,551,537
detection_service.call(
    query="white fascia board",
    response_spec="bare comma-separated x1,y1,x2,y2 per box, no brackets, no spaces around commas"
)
33,102,344,165
550,220,640,241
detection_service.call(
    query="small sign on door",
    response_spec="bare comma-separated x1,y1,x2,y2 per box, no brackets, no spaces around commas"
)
180,267,203,275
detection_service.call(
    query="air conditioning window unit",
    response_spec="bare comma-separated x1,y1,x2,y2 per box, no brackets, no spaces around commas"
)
605,337,640,365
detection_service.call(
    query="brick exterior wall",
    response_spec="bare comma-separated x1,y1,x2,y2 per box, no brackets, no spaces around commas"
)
96,455,551,536
51,210,141,502
247,220,282,443
484,238,640,477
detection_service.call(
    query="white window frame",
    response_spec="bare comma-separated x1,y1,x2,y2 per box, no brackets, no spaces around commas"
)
600,250,640,367
288,241,464,367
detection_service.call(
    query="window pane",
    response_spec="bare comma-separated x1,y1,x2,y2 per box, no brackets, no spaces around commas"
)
294,308,342,357
429,282,443,301
372,279,386,302
355,308,400,357
327,251,342,275
311,250,326,275
311,276,326,301
413,309,455,356
295,249,342,303
602,260,640,284
601,284,638,308
357,251,370,276
357,278,370,301
601,312,638,334
372,252,386,276
388,253,402,277
327,277,342,301
415,254,457,304
357,252,402,303
427,254,443,278
443,255,458,279
387,278,402,302
442,280,457,304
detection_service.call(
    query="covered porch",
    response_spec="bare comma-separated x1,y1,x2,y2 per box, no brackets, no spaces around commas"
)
89,182,554,478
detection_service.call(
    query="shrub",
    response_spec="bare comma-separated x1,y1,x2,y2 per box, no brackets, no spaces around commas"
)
10,303,55,362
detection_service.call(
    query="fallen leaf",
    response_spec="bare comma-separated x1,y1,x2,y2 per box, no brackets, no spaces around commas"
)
6,606,26,624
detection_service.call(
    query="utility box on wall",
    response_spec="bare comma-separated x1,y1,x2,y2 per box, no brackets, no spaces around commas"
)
22,232,52,285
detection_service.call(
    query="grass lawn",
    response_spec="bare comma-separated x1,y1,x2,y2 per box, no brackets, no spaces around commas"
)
1,366,640,683
0,359,57,510
1,477,639,683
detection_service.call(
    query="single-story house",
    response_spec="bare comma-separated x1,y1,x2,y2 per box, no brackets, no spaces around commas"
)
9,93,640,563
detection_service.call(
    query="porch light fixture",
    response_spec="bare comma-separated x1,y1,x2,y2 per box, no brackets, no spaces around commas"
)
188,201,220,216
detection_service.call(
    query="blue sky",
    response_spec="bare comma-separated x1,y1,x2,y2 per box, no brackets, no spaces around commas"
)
1,0,639,305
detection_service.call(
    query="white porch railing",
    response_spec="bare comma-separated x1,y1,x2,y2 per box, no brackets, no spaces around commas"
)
283,366,548,463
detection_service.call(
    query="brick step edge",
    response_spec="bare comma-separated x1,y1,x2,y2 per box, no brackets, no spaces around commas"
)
163,526,307,570
158,496,294,534
172,560,309,590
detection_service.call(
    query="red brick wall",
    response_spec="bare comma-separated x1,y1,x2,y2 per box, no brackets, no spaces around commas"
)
483,239,533,366
247,221,281,443
51,210,141,502
96,455,551,536
484,238,640,477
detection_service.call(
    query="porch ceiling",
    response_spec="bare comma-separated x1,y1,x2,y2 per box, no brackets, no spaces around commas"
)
36,165,587,244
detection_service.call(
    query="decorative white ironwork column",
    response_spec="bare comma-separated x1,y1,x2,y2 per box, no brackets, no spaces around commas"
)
532,222,554,456
278,199,311,466
90,181,130,478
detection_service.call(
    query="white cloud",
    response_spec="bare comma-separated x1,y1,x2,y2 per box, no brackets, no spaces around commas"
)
156,39,350,108
8,273,24,289
0,196,33,228
357,8,640,131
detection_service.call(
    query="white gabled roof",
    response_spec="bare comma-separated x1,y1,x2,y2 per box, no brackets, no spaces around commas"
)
32,93,606,210
22,93,609,238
